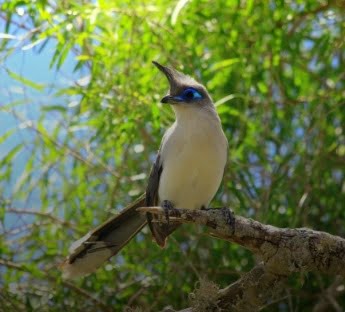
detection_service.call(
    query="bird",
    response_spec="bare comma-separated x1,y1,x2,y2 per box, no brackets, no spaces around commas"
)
61,61,228,279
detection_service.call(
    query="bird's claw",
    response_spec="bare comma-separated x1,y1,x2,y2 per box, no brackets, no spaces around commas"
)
161,200,174,226
221,207,235,233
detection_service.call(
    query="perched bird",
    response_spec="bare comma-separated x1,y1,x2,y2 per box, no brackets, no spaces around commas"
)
61,61,228,279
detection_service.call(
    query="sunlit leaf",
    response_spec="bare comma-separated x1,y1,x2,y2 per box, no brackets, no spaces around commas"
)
6,69,45,91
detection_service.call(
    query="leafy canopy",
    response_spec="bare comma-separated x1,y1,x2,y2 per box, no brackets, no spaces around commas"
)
0,0,344,310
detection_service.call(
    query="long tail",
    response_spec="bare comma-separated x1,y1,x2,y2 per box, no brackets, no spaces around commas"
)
61,194,147,279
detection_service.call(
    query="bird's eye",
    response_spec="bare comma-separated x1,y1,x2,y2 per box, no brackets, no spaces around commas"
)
181,88,202,101
184,90,194,99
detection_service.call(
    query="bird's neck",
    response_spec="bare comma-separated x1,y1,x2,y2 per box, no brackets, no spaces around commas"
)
173,105,220,126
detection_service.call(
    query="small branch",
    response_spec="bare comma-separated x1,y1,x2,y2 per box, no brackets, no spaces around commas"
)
287,2,332,36
313,276,344,312
217,264,287,311
6,208,78,230
138,206,345,278
175,265,286,312
0,259,111,312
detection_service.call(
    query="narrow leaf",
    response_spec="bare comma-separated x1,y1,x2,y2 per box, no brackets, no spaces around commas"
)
6,69,45,91
171,0,190,25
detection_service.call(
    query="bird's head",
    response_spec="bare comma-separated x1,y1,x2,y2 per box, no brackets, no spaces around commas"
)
152,61,214,110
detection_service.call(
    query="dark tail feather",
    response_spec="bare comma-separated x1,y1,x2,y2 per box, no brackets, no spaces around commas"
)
147,212,180,248
61,194,147,279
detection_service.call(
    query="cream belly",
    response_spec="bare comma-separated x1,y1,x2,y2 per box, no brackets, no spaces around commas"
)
158,113,227,210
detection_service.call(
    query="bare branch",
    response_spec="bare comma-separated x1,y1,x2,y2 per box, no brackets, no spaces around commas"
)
6,208,78,230
217,264,287,311
313,276,344,312
0,259,111,312
138,206,345,277
174,265,286,312
139,206,345,311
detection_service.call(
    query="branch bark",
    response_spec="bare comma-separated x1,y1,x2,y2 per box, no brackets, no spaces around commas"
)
138,207,345,311
177,264,287,312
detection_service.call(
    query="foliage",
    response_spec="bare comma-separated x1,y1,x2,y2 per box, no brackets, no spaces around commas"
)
0,0,344,310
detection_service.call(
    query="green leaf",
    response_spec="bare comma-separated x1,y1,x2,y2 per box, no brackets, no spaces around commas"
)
0,33,17,39
210,58,240,71
21,38,45,51
41,105,67,113
171,0,190,25
0,144,23,166
6,69,45,91
0,128,15,145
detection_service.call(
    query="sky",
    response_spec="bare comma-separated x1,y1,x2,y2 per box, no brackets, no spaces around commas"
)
0,15,85,218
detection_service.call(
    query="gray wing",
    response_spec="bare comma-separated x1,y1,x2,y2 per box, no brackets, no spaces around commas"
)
146,152,179,247
145,153,162,207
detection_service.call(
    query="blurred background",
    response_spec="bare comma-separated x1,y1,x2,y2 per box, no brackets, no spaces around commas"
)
0,0,344,311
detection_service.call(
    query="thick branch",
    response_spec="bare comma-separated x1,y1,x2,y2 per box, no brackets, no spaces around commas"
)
140,207,345,311
138,207,345,277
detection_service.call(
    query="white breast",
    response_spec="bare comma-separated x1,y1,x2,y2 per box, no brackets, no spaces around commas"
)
158,107,228,210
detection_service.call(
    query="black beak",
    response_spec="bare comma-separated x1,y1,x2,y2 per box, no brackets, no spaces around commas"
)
161,95,171,104
160,95,182,104
153,61,187,104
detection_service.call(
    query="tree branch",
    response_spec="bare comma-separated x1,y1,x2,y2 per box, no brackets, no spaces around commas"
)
313,276,344,312
177,264,287,312
138,206,345,277
138,206,345,311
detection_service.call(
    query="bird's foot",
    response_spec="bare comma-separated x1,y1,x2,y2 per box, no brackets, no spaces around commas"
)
201,206,235,233
161,200,179,225
221,207,235,233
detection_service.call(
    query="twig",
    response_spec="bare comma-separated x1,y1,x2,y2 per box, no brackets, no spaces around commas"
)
313,276,344,312
0,259,112,312
6,208,78,230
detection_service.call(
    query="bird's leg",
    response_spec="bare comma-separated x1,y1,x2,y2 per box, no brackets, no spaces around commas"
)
201,206,235,233
161,200,179,225
221,207,235,233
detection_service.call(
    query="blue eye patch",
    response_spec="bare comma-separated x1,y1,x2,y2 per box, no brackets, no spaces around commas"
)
179,88,203,101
